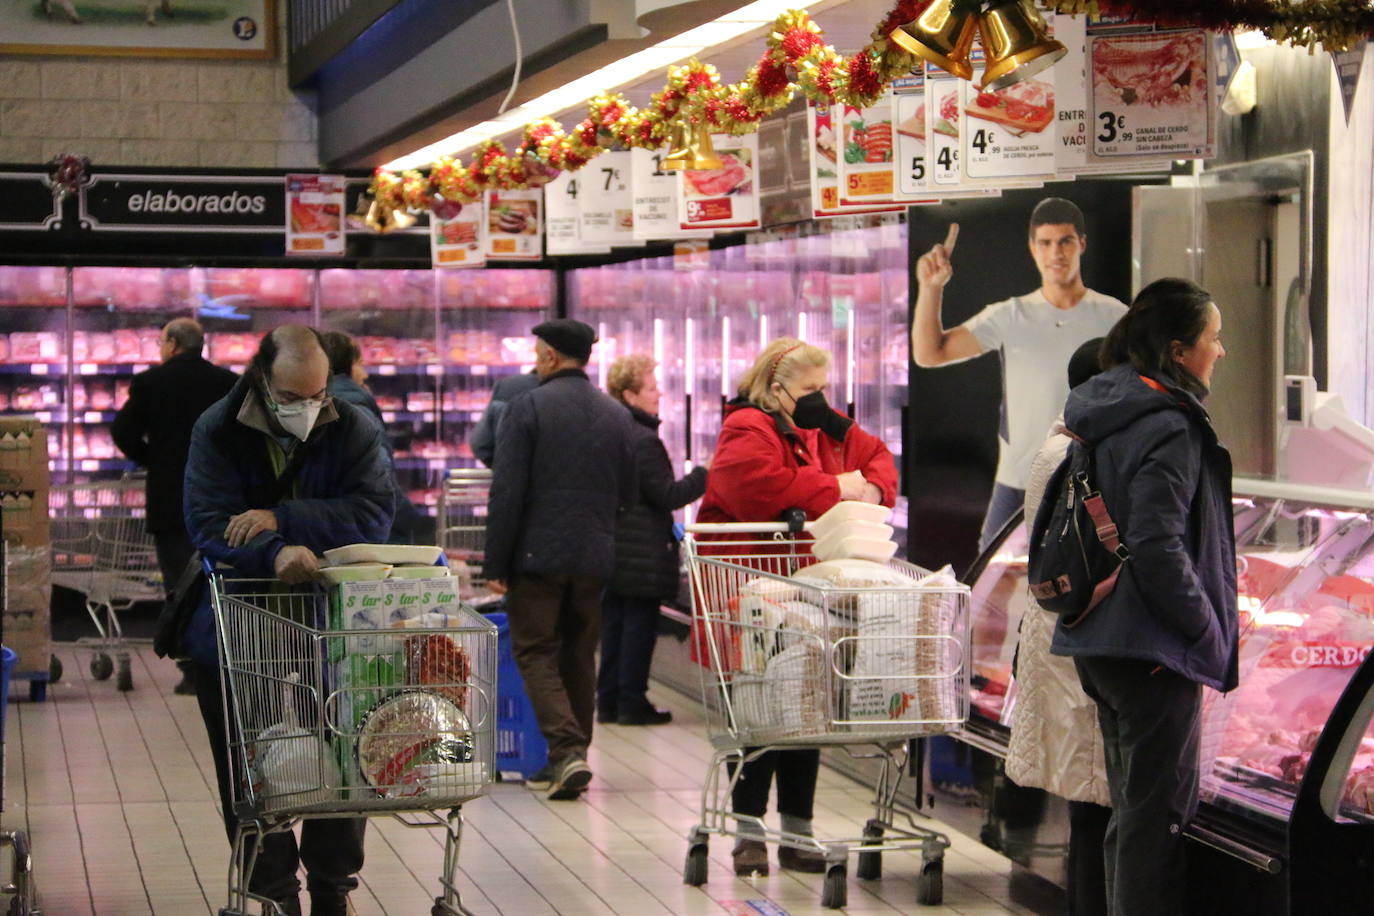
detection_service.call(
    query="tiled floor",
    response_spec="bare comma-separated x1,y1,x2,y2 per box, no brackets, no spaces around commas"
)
4,643,1053,915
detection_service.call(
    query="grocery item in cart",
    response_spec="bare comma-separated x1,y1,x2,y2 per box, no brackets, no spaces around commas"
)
387,565,451,579
731,641,828,741
251,673,338,806
400,622,471,710
356,690,476,797
319,563,393,585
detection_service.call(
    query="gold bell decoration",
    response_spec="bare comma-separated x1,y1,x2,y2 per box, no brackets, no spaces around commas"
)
660,119,723,171
887,0,978,82
364,197,417,233
977,0,1067,92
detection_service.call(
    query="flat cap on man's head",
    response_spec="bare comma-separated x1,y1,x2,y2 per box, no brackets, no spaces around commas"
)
532,319,597,362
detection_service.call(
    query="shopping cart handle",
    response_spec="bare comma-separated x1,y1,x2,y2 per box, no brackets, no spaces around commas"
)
683,521,814,534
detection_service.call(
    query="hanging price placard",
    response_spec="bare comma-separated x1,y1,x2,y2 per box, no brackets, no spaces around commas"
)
484,188,542,260
1089,28,1213,158
808,102,905,217
925,66,963,187
963,15,1059,180
677,133,761,231
836,92,898,205
430,201,486,269
285,173,345,255
631,148,711,241
545,171,610,256
892,77,930,198
579,150,641,246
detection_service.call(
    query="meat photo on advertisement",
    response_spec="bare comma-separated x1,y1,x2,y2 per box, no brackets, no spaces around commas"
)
1092,31,1207,110
967,80,1055,134
685,151,753,198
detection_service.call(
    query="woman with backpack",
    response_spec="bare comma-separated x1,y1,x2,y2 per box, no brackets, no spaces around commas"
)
1049,278,1238,916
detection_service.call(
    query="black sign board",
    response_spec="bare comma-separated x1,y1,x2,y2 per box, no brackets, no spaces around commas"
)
81,173,287,233
0,173,63,230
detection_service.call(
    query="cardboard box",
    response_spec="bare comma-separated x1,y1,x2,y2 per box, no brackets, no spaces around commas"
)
0,417,49,491
4,604,51,676
3,545,51,613
1,489,49,549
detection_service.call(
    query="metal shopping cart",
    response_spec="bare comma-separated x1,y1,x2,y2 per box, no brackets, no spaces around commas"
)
208,570,496,916
681,523,971,909
50,475,161,690
436,468,492,599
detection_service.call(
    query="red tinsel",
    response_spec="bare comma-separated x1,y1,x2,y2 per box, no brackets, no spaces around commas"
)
724,95,757,123
847,51,883,100
703,98,726,127
879,0,933,36
780,27,823,60
754,55,791,98
814,57,839,101
683,69,718,91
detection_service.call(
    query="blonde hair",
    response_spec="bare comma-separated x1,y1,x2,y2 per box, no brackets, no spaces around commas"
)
737,337,830,412
608,353,656,404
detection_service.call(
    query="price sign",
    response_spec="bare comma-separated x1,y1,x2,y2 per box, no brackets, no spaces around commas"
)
545,171,611,256
925,66,962,186
677,133,761,231
893,80,929,198
1089,29,1213,157
963,15,1059,180
579,150,640,246
484,188,543,260
1054,12,1089,176
630,148,711,241
836,93,898,205
430,200,486,269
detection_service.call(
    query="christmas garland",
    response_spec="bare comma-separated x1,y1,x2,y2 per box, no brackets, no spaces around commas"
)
371,0,1374,216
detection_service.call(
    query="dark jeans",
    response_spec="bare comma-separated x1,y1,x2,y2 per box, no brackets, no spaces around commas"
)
194,663,365,901
506,572,604,764
979,483,1026,553
1067,800,1111,916
1074,656,1201,916
731,748,820,822
596,592,661,716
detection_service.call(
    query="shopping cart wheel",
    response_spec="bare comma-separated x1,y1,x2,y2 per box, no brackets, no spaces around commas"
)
916,856,944,906
856,819,883,880
8,896,29,916
49,654,63,684
683,830,709,886
821,863,847,909
90,652,114,681
116,653,133,692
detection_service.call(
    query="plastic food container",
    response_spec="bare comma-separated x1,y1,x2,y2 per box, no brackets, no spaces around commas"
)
810,502,893,542
810,533,899,564
319,563,393,585
323,544,445,567
386,565,451,580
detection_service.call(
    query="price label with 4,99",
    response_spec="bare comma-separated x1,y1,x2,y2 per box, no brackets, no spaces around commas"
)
924,67,963,187
962,68,1058,179
1089,29,1212,157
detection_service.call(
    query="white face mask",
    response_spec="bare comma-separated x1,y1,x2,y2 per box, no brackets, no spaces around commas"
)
266,389,326,441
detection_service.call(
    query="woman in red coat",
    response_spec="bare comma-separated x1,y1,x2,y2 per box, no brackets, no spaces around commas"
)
697,337,897,876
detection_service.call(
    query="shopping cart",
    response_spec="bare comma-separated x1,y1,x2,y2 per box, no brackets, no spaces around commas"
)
208,570,496,916
50,475,161,690
436,468,492,599
681,523,971,909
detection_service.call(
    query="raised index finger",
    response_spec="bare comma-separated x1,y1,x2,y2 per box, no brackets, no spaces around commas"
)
943,223,959,253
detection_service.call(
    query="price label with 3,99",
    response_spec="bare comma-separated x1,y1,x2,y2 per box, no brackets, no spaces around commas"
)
1089,29,1212,158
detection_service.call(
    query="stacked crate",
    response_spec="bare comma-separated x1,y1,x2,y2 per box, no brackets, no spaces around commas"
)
0,416,51,690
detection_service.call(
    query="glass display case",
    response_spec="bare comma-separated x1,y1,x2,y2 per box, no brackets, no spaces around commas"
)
947,476,1374,906
0,266,72,475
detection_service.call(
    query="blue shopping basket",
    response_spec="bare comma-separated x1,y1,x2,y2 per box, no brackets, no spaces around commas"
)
484,612,548,781
1,647,15,748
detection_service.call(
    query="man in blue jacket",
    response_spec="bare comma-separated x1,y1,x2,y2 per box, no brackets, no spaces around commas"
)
483,319,636,801
183,325,394,916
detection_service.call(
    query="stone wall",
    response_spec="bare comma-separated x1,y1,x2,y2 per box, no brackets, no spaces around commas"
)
0,25,318,169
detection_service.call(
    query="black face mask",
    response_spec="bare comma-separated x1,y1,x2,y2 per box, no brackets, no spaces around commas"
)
780,387,853,441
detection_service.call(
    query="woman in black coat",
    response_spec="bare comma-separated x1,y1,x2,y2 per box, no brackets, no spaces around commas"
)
598,355,708,725
1050,278,1237,916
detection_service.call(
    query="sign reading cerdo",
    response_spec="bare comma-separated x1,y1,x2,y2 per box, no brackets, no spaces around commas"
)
82,174,286,232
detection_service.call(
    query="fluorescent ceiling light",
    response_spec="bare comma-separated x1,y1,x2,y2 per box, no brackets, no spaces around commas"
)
383,0,827,170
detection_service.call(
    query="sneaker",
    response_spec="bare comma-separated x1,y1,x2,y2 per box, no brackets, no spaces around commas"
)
778,844,827,873
525,762,556,791
732,839,769,876
546,756,592,800
617,706,672,726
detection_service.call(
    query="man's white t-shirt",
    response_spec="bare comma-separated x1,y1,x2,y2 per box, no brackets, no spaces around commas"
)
962,288,1127,490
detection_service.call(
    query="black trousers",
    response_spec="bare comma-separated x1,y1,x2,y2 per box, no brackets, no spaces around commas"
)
506,572,604,764
596,592,661,716
153,529,196,599
731,748,820,822
1067,800,1111,916
194,663,365,901
1074,656,1201,916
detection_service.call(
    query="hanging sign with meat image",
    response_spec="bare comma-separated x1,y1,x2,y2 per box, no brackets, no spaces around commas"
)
1090,29,1213,157
431,200,486,269
484,188,543,260
837,94,897,204
925,65,963,187
963,76,1058,179
892,75,930,197
677,133,761,230
286,173,346,256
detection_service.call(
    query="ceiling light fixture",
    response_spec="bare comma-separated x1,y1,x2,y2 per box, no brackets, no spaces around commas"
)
382,0,830,171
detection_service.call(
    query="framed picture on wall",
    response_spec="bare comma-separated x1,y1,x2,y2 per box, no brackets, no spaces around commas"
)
0,0,275,58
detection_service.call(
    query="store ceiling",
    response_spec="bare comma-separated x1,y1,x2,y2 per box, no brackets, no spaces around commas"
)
362,0,899,170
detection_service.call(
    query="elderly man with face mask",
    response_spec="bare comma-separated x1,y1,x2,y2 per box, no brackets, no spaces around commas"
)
483,318,637,802
181,325,394,916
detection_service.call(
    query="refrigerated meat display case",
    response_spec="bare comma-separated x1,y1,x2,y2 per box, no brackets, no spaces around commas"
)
927,476,1374,913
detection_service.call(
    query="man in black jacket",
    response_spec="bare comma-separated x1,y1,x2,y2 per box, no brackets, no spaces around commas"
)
483,319,636,800
111,317,236,693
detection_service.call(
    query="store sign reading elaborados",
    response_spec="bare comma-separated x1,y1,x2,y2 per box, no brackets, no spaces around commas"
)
1260,641,1372,669
81,174,286,232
